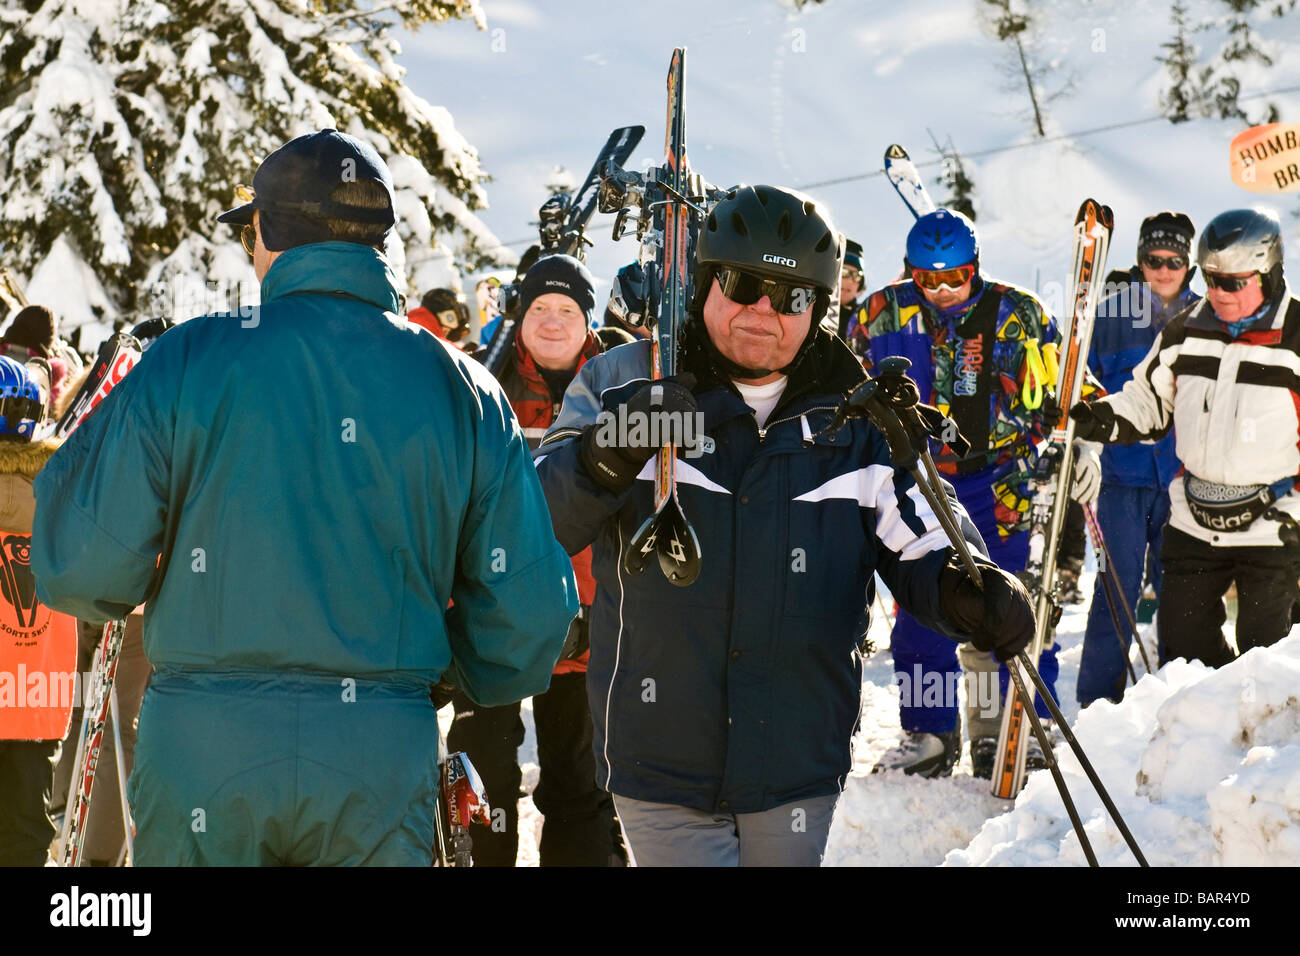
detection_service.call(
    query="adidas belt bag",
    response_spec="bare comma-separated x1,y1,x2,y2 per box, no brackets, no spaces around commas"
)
1183,474,1297,532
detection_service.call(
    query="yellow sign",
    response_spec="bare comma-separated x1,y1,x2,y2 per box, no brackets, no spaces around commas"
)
1231,123,1300,193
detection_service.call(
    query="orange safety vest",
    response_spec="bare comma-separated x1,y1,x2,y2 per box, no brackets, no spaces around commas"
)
0,529,78,741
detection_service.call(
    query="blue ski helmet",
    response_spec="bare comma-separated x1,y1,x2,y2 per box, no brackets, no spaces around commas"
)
0,354,47,441
906,209,979,271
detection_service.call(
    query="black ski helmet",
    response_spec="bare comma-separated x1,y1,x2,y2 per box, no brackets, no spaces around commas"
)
692,185,843,377
696,184,843,308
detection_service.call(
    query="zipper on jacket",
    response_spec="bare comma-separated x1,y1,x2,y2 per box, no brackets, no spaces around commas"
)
757,405,839,443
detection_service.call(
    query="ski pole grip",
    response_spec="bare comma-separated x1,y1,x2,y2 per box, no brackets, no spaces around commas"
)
863,395,919,471
1022,340,1047,411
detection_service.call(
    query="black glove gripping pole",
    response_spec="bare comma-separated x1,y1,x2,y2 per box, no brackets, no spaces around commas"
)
824,358,1148,868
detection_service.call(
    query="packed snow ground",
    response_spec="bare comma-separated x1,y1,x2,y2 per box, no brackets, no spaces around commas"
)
438,556,1300,866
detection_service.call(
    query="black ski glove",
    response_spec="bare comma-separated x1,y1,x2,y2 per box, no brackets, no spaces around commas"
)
1068,400,1117,443
937,553,1035,662
579,374,699,493
1038,391,1064,429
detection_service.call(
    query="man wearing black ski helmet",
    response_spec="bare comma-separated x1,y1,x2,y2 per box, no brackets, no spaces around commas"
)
534,183,1034,866
688,184,843,381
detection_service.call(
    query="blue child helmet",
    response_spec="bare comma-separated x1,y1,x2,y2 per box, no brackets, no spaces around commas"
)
906,208,979,271
0,354,48,441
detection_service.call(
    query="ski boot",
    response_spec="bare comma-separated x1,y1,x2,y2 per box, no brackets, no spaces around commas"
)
1056,567,1084,605
969,736,998,780
1024,721,1059,772
871,730,960,778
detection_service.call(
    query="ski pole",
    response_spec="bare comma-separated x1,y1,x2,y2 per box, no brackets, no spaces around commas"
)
1003,658,1098,867
1093,554,1139,686
832,364,1149,868
909,431,1136,862
1015,649,1148,866
1083,504,1153,674
827,365,1135,863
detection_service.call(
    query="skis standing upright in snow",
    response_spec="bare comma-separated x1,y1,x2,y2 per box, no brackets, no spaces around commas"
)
992,198,1113,800
482,125,644,377
883,144,937,220
598,47,713,587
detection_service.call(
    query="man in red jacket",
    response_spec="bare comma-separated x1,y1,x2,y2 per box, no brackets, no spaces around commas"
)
445,254,624,866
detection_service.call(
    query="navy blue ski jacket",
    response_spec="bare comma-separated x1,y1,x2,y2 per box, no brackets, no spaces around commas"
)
535,324,985,814
1088,266,1197,489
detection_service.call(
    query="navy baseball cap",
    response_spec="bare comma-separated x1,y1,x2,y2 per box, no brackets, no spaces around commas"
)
219,129,397,251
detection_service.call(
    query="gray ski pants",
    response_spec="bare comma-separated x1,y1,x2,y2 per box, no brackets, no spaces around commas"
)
612,792,838,866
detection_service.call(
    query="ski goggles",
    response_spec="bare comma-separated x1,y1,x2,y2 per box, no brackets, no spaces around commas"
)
714,268,819,315
841,265,863,283
1204,271,1258,292
1140,253,1187,271
235,185,257,256
436,302,472,332
911,264,976,292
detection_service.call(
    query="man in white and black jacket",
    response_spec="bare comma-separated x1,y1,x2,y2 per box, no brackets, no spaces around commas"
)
535,185,1036,866
1071,207,1300,667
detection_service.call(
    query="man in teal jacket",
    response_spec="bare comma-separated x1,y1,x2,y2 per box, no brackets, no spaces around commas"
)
31,130,578,866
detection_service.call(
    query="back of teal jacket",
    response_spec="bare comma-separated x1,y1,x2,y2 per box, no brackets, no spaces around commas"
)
32,243,577,706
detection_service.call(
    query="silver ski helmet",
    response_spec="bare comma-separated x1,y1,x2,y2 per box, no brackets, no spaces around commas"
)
695,184,844,319
1198,208,1284,300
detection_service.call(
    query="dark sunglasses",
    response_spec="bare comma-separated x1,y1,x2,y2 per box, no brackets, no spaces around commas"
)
714,268,818,315
1204,272,1257,292
1141,253,1187,271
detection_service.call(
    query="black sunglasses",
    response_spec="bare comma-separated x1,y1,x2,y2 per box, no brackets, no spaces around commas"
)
1204,272,1257,292
1141,253,1187,271
714,268,818,315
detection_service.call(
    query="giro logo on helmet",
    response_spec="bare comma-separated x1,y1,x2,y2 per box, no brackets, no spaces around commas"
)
762,254,797,268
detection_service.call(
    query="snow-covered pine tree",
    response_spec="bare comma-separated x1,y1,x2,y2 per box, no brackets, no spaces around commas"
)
1158,1,1197,123
1158,0,1291,128
0,0,507,345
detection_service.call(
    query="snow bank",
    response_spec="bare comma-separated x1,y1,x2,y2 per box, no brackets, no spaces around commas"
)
948,635,1300,866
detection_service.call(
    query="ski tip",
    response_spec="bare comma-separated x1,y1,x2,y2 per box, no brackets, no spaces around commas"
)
624,512,660,577
1076,198,1112,221
884,143,909,160
657,498,702,587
